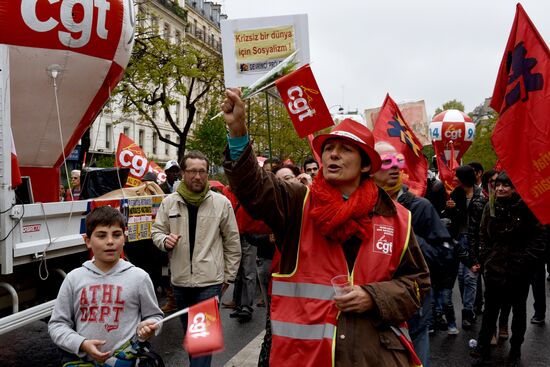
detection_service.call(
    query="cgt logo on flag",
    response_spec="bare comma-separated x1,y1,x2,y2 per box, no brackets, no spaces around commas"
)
184,297,224,357
275,64,334,138
115,133,165,187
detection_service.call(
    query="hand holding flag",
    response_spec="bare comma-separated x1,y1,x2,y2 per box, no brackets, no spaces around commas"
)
154,297,224,357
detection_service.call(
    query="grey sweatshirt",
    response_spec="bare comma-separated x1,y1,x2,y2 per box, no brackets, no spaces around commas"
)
48,259,163,357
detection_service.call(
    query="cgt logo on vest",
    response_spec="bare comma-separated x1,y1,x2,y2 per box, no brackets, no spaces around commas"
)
373,224,394,255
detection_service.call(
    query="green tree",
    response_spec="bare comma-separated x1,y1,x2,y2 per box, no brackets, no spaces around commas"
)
113,10,224,161
247,92,310,164
92,155,115,168
434,99,465,115
462,113,498,170
187,109,227,167
422,145,435,168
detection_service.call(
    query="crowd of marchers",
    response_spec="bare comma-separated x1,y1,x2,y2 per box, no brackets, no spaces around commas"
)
45,88,549,367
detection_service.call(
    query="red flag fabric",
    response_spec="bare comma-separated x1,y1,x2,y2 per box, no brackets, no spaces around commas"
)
115,133,164,187
373,94,428,196
434,143,458,195
490,4,550,224
275,64,334,138
183,297,224,357
10,130,22,187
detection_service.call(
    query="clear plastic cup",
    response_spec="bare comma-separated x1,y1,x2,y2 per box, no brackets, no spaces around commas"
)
331,275,352,296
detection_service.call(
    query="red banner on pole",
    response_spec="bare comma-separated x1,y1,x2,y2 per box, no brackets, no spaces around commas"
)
275,64,334,138
434,143,458,195
115,134,164,187
490,4,550,224
373,94,428,196
183,297,224,357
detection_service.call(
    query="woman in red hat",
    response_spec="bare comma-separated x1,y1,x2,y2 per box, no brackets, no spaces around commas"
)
221,88,430,367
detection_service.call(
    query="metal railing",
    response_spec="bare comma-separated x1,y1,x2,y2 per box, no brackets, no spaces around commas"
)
158,0,188,23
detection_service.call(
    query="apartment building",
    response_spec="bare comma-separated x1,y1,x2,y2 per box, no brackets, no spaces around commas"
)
87,0,224,165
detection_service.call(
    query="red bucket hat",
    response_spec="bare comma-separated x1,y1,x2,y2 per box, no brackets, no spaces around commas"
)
312,118,381,174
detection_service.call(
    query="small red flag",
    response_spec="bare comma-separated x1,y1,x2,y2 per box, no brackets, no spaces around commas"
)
373,94,428,196
183,297,224,357
434,143,458,195
490,4,550,224
275,64,334,138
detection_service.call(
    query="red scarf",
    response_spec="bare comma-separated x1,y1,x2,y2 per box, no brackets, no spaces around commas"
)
310,172,379,243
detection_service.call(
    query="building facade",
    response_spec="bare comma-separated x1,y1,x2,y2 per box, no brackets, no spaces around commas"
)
87,0,224,166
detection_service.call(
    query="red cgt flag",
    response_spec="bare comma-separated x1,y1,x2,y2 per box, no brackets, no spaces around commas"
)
275,64,334,138
115,133,164,187
490,4,550,224
183,297,224,357
373,94,428,196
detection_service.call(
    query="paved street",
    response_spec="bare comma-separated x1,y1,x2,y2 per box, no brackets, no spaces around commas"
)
0,284,266,367
0,282,548,366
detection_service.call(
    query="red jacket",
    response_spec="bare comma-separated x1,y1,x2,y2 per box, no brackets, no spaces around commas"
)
223,186,271,235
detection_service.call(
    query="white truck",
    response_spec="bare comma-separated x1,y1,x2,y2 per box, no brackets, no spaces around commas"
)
0,0,153,335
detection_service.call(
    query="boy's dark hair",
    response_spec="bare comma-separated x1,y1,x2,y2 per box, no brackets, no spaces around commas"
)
302,157,319,171
86,206,126,237
181,150,209,171
455,165,476,188
467,161,484,174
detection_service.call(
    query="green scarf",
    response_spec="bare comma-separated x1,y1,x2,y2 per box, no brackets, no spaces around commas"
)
177,181,210,207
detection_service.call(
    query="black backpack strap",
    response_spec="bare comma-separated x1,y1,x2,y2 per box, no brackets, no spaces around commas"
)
137,351,165,367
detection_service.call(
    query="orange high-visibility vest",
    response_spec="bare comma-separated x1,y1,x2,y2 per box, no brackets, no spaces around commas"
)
270,191,415,367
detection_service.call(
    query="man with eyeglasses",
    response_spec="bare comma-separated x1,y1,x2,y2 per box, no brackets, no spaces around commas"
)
152,150,241,367
66,169,81,201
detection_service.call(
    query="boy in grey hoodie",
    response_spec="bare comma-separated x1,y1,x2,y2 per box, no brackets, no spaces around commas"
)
48,206,163,365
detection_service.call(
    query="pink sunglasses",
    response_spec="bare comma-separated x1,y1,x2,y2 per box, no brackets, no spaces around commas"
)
380,153,405,170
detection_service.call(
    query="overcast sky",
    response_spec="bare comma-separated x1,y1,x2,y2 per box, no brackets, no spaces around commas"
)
219,0,550,118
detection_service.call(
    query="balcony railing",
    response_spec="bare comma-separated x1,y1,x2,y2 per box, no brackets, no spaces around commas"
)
186,25,222,52
158,0,187,23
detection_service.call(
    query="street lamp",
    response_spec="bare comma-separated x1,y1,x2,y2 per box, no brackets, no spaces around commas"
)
329,105,345,114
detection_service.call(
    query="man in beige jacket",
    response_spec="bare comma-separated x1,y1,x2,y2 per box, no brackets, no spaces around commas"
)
152,150,241,367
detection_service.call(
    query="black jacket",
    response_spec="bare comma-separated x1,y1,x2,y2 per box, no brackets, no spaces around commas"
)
443,185,487,264
479,193,546,286
399,187,467,288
